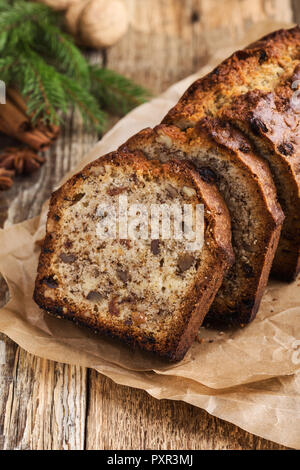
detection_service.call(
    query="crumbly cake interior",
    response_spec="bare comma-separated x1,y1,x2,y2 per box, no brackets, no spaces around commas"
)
45,161,205,335
140,141,265,314
235,118,299,229
190,149,262,312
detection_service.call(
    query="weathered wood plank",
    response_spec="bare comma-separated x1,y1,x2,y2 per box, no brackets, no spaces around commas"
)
106,0,293,93
0,334,17,450
0,108,99,450
85,371,287,450
0,331,86,450
0,345,87,450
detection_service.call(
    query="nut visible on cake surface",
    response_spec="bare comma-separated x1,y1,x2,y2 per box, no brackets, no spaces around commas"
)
165,183,178,198
182,186,196,198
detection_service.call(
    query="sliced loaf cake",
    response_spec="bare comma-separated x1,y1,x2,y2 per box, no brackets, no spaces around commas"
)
223,70,300,281
163,26,300,281
34,150,233,361
122,121,284,325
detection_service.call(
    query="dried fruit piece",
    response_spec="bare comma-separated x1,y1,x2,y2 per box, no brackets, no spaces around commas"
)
242,263,254,278
93,268,100,277
150,239,160,255
64,239,73,249
107,186,127,196
86,291,102,302
59,253,77,263
116,269,131,283
120,239,131,249
177,253,195,272
71,193,85,205
198,167,217,184
239,143,251,153
108,297,120,316
43,276,58,289
250,117,268,134
277,142,294,156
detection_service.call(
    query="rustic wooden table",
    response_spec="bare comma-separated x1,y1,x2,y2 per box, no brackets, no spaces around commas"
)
0,0,298,450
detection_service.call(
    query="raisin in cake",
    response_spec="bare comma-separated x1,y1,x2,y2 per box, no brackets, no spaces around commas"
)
122,121,284,326
163,26,300,281
34,150,233,361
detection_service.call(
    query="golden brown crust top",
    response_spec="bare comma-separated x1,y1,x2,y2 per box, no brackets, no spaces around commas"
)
163,26,300,127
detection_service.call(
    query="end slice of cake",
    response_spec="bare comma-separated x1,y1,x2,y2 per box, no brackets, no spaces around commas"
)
34,150,233,361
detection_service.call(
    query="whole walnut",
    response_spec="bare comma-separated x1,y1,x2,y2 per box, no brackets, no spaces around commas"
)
65,0,89,36
66,0,129,48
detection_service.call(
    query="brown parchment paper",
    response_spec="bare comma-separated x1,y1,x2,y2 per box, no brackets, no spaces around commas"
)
0,22,300,449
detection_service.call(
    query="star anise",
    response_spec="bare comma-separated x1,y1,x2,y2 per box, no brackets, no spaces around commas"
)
0,168,14,190
0,147,45,175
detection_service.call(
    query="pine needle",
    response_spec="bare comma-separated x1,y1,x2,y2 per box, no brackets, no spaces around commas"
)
90,66,151,116
0,0,150,132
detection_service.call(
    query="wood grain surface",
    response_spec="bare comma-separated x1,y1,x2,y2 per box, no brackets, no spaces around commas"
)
0,0,298,450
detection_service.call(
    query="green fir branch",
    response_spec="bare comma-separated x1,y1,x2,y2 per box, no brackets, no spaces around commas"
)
90,66,151,115
0,0,150,132
16,47,68,124
60,75,106,131
36,23,90,88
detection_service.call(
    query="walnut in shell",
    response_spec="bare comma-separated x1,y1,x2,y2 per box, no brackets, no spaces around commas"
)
65,0,90,36
79,0,129,48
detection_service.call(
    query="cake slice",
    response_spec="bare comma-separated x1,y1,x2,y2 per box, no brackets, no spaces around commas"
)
122,121,284,325
163,26,300,281
34,150,233,361
222,70,300,281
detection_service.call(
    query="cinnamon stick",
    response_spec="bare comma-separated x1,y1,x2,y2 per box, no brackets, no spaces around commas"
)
7,88,28,116
0,90,59,150
7,88,60,140
36,121,60,141
0,117,52,151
